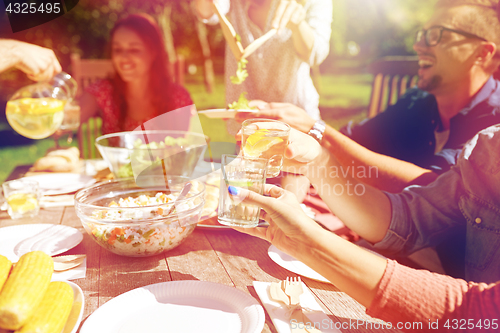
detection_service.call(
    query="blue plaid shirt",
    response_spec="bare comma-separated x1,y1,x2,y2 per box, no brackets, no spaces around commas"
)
375,124,500,283
342,76,500,174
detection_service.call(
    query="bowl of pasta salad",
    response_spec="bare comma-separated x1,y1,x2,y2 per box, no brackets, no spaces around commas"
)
74,176,205,257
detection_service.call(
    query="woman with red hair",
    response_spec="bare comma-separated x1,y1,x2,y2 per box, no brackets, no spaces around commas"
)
80,14,193,134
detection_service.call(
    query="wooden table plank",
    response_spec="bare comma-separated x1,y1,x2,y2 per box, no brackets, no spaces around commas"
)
166,229,234,285
0,206,65,228
68,235,101,321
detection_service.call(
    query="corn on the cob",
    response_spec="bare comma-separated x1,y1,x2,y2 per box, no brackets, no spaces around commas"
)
15,281,74,333
0,256,12,292
0,251,53,330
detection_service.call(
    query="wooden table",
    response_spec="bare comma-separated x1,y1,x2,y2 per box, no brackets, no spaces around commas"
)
1,166,400,333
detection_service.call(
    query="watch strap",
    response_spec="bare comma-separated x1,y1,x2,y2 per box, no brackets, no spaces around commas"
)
307,120,326,144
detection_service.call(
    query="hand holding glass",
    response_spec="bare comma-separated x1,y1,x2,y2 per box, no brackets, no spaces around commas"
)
218,155,267,228
241,119,290,178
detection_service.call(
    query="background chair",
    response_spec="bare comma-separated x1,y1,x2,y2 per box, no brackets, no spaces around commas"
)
70,53,185,159
70,53,114,159
367,56,419,118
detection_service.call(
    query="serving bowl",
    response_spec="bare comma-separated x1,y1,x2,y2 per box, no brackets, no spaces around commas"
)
74,176,205,257
95,130,208,179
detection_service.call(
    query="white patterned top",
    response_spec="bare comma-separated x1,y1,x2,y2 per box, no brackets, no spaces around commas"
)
206,0,333,119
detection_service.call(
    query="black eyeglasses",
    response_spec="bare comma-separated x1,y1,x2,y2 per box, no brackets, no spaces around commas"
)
415,26,487,47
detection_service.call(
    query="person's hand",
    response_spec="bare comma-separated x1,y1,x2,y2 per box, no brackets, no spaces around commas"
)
231,184,322,255
271,0,307,32
235,102,316,134
283,128,325,175
191,0,216,20
12,41,61,81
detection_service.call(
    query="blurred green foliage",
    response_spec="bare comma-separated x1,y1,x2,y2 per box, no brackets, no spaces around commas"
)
331,0,437,57
0,0,438,74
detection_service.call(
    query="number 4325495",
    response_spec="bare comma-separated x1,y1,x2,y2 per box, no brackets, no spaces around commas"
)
444,319,498,330
5,2,61,14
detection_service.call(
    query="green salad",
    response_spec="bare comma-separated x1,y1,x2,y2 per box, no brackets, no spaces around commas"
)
116,136,199,178
228,57,256,110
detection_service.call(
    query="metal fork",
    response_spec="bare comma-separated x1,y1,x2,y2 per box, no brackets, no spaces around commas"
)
284,276,304,305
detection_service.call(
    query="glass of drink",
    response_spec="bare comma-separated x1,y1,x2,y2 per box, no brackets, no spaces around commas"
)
241,119,290,178
218,155,267,228
52,101,81,148
2,179,41,219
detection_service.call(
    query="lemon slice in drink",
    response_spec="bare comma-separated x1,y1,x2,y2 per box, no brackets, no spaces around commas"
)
7,193,38,213
226,180,254,188
243,129,284,158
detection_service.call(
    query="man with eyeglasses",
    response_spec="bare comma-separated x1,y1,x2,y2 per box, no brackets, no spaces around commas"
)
235,0,500,280
339,2,500,186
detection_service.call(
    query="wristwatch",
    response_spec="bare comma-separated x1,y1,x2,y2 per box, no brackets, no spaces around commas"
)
307,120,326,144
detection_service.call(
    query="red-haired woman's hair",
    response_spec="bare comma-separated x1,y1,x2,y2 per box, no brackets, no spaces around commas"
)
110,13,173,126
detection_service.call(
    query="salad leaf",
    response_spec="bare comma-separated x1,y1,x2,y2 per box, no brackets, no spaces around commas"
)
116,136,195,178
230,58,248,85
228,92,256,110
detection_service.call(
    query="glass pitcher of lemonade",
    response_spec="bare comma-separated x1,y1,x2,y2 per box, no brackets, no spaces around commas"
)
6,72,78,139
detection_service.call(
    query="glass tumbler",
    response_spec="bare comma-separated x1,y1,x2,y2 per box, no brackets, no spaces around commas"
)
218,155,267,228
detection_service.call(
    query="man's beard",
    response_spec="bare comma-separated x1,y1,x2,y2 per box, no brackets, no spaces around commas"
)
417,75,442,92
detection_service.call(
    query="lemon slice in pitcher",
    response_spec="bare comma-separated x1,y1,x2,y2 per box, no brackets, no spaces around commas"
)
243,129,284,158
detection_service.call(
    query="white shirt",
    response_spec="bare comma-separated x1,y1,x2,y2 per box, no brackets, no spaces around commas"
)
206,0,333,120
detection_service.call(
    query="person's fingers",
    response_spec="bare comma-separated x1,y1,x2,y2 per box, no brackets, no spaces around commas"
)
51,53,62,74
228,185,276,211
232,226,269,240
271,0,289,29
235,110,274,123
290,7,306,26
248,100,269,110
267,102,288,109
279,1,298,30
285,129,321,162
35,64,56,82
262,184,286,199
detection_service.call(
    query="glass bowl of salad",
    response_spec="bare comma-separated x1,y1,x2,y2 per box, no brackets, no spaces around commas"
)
95,130,209,180
74,176,205,257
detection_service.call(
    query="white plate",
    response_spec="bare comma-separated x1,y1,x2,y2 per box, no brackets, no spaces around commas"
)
253,281,341,333
80,281,265,333
22,173,96,195
198,109,256,119
0,224,83,262
268,245,330,283
61,281,85,333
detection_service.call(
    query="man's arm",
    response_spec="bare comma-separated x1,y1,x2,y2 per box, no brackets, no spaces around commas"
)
237,102,439,192
285,129,463,246
0,39,61,81
300,147,393,243
323,125,439,192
